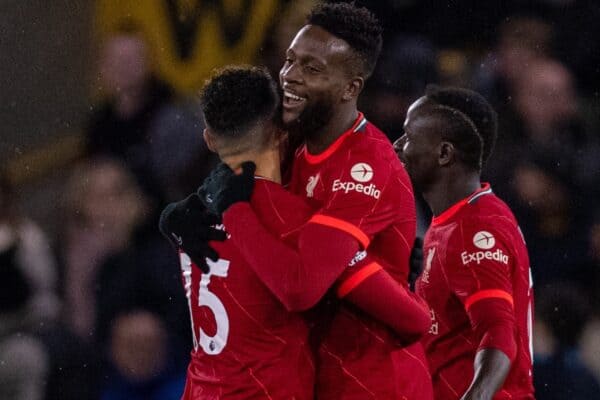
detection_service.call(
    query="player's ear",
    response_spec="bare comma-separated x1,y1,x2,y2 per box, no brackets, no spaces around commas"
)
438,141,455,166
203,128,217,153
342,76,364,101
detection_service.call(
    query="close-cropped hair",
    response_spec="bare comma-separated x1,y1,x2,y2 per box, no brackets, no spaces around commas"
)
200,65,279,139
307,2,383,78
425,85,498,170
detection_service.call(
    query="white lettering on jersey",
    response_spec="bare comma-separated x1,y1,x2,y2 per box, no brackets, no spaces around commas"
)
473,231,495,249
422,247,436,283
306,174,320,198
429,308,439,335
332,179,381,199
350,162,374,182
348,250,367,267
461,248,509,265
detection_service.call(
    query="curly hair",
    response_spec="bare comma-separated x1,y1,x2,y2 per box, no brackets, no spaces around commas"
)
307,2,383,78
200,65,279,139
425,85,498,171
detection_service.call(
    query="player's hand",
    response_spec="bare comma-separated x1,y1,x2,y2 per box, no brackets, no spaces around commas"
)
197,163,234,211
158,194,227,273
198,161,256,216
408,237,424,291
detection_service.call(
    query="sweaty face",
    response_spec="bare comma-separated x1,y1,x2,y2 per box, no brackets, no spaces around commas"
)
279,25,352,138
394,98,442,191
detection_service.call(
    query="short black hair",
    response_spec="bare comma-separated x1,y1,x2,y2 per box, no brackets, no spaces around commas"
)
200,65,279,139
425,85,498,171
307,2,383,78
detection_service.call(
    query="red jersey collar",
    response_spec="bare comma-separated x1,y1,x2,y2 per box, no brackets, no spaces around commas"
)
303,112,367,164
431,183,492,226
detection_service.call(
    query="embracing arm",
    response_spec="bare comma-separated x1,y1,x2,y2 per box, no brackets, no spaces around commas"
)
223,202,359,311
338,263,431,344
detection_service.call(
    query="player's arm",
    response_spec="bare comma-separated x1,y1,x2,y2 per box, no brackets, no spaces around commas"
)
446,224,518,399
224,201,360,311
460,348,512,400
197,162,365,311
335,256,431,344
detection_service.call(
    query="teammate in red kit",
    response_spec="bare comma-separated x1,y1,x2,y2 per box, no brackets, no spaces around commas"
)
395,86,535,399
199,3,433,399
160,66,316,399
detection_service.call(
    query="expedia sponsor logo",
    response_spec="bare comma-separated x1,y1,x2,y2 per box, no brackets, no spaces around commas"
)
332,179,381,199
350,163,374,182
461,248,509,265
473,231,495,249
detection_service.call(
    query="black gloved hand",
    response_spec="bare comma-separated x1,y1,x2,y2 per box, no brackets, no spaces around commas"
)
158,194,227,273
408,237,424,291
197,163,235,211
198,161,256,216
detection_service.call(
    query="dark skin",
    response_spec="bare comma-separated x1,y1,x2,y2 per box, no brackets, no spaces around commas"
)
279,24,364,154
395,96,511,400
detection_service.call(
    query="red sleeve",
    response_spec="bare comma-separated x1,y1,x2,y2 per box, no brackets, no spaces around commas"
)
468,298,517,361
335,255,431,344
223,202,359,311
444,221,518,360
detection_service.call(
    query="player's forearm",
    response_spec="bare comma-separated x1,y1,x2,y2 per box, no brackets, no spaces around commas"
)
460,349,511,400
341,268,431,343
223,203,358,311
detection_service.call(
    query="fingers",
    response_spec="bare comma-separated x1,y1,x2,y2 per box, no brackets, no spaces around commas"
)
202,245,220,262
206,228,228,242
240,161,256,177
215,162,233,175
202,212,222,226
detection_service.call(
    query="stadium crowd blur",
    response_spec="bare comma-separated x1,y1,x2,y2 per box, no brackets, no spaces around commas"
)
2,1,600,398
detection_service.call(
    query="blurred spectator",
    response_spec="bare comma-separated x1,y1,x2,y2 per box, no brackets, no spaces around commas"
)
61,157,149,342
479,58,600,286
474,16,552,110
362,35,438,142
0,172,59,400
87,23,217,204
101,310,186,400
534,284,600,399
59,157,189,397
87,23,172,202
147,98,219,202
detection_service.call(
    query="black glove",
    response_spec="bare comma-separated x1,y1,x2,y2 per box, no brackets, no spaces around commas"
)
158,194,227,273
197,163,235,211
198,161,256,216
408,237,424,291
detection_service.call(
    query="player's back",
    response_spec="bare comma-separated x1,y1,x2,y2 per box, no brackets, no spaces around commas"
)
417,186,534,399
290,113,432,399
181,180,314,400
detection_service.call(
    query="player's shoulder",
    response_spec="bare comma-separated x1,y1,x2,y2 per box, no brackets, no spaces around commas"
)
462,192,518,230
453,193,523,252
344,120,406,177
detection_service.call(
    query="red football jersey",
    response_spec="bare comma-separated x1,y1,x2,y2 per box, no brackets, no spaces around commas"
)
180,179,315,400
416,184,534,399
289,113,432,399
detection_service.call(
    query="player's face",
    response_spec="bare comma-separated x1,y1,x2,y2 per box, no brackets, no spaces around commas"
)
394,97,443,191
279,25,353,135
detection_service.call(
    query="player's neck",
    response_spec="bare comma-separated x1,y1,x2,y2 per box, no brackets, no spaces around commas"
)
222,147,282,184
424,171,481,217
306,106,358,154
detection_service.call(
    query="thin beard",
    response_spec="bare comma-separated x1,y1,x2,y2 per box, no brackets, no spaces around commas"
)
284,99,334,142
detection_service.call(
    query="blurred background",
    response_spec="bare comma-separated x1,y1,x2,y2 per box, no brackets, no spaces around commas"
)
1,0,599,399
